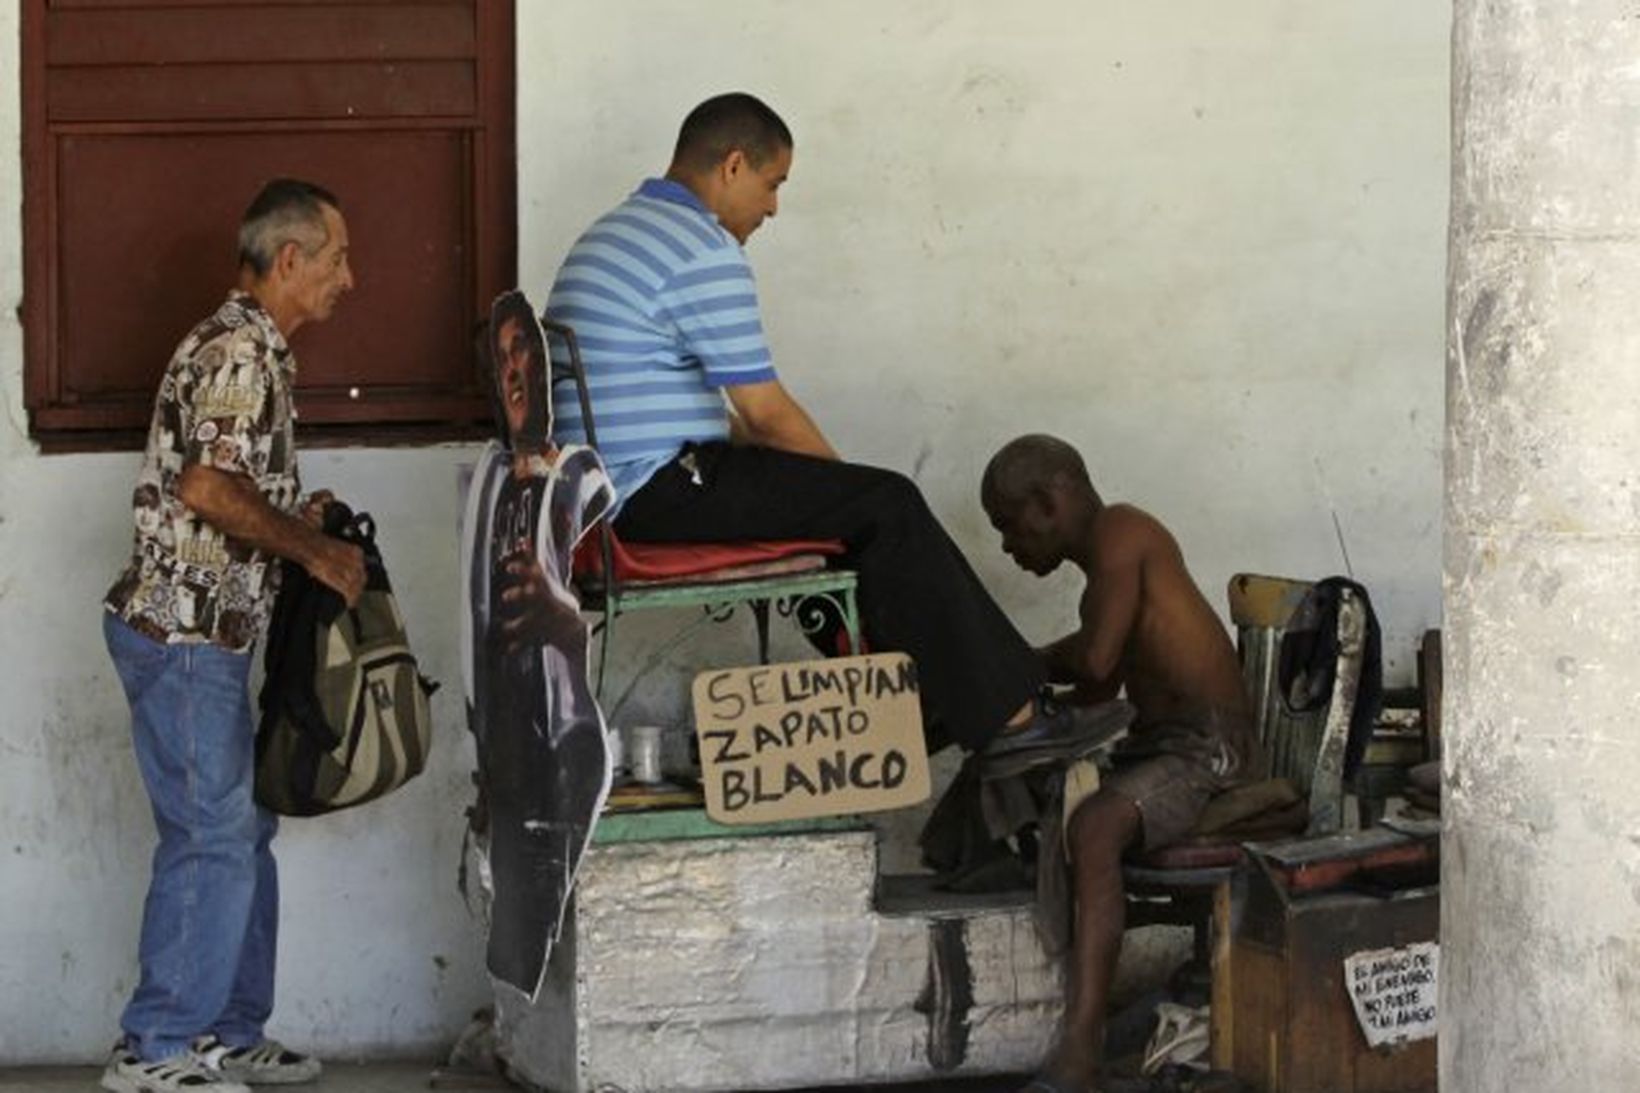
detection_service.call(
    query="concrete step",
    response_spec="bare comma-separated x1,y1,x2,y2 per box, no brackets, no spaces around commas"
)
495,816,1062,1092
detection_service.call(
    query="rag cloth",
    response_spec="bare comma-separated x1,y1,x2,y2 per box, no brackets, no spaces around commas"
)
921,700,1130,954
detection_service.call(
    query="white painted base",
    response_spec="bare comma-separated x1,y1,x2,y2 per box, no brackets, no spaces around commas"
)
494,829,1063,1091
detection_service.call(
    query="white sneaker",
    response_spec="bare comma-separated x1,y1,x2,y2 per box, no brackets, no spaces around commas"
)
192,1035,323,1086
101,1041,251,1093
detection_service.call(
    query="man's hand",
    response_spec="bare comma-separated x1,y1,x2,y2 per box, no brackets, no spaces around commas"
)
296,491,365,605
298,489,335,529
308,536,367,608
497,549,583,654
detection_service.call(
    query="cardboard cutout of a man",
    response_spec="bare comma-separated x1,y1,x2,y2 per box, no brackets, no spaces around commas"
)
460,290,613,998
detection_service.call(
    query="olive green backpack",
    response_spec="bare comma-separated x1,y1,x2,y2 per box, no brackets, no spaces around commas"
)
255,504,438,816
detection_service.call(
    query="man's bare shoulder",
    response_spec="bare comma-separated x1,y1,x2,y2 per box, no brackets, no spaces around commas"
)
1092,503,1180,557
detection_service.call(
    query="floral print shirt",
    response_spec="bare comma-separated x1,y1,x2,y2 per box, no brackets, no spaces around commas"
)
104,291,302,651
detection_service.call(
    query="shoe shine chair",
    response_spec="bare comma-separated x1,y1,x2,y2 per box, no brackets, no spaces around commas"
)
544,318,863,707
1120,573,1367,1001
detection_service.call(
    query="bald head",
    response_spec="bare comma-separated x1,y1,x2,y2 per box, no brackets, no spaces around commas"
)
981,435,1101,576
981,434,1098,509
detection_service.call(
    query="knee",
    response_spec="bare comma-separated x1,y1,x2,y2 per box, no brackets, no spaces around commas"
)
859,467,934,524
1067,792,1141,864
187,779,261,851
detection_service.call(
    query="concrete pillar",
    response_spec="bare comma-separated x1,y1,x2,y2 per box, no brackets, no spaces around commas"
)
1446,3,1640,1088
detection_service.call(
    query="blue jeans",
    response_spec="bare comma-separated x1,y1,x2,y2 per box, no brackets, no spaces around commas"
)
104,613,279,1061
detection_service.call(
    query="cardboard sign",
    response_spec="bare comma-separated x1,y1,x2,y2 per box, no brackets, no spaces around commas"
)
456,292,616,1002
1344,942,1439,1048
692,653,930,824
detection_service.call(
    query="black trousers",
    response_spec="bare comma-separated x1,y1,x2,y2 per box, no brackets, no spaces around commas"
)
614,442,1044,752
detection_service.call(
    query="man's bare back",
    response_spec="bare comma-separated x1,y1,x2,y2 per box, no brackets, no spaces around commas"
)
1074,503,1249,730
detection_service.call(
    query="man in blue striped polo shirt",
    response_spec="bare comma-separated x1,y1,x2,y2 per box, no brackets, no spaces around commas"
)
546,93,1063,755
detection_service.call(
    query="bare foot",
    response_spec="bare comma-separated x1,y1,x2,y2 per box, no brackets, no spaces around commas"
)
1020,1038,1102,1093
1018,1076,1102,1093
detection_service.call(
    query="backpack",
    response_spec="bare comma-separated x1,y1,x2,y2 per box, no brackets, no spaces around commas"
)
1276,576,1383,779
255,502,438,816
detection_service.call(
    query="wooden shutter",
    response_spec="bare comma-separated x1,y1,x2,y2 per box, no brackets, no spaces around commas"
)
21,0,515,445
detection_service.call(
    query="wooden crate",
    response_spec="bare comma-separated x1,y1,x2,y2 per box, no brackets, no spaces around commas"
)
1215,849,1438,1092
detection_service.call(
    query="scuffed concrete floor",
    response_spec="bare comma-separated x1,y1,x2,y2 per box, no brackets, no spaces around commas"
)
0,1062,441,1093
0,1063,1034,1093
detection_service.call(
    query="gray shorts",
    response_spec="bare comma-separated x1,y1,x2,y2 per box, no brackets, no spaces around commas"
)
1103,752,1223,852
1103,711,1250,851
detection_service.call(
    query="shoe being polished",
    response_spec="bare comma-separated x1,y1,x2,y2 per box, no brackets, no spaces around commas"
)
192,1035,322,1086
986,694,1134,758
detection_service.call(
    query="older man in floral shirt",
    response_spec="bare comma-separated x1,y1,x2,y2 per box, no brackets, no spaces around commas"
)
101,179,364,1093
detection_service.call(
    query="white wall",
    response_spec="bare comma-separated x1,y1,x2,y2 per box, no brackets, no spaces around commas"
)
520,1,1451,684
1,1,1450,1063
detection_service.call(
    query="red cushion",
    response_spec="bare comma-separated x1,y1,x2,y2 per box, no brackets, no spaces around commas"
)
1135,842,1247,871
574,531,845,583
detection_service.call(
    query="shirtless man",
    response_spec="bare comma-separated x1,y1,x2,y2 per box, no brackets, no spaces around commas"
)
981,434,1262,1093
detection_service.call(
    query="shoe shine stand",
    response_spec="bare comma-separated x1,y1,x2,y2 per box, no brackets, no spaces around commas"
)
491,808,1064,1093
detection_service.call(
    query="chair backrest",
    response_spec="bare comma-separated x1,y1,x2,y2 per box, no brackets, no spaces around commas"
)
544,318,601,448
543,317,621,588
1227,573,1366,835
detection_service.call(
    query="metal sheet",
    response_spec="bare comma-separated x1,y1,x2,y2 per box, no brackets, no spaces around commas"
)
496,830,1065,1091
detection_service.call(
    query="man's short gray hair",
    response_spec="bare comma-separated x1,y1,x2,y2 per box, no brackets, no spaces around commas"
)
237,178,340,276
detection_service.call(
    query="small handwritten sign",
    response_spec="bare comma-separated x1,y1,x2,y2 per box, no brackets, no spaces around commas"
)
692,653,930,824
1344,942,1439,1048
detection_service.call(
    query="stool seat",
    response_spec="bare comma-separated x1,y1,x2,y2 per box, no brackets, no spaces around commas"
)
1133,841,1248,873
574,534,845,589
565,522,861,699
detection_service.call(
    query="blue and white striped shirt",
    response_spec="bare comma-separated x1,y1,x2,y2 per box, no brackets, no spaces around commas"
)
547,178,778,510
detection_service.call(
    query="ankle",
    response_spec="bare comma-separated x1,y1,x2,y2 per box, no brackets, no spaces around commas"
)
1005,689,1056,733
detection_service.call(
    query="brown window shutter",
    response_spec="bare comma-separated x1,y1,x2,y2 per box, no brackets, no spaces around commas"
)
22,0,516,447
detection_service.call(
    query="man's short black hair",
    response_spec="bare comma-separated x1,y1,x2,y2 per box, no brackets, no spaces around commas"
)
982,434,1097,507
672,93,793,174
238,178,340,276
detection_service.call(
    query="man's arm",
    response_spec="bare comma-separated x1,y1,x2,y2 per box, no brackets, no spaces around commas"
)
1039,631,1126,703
724,380,839,460
177,465,366,606
1039,632,1091,686
1043,525,1146,696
